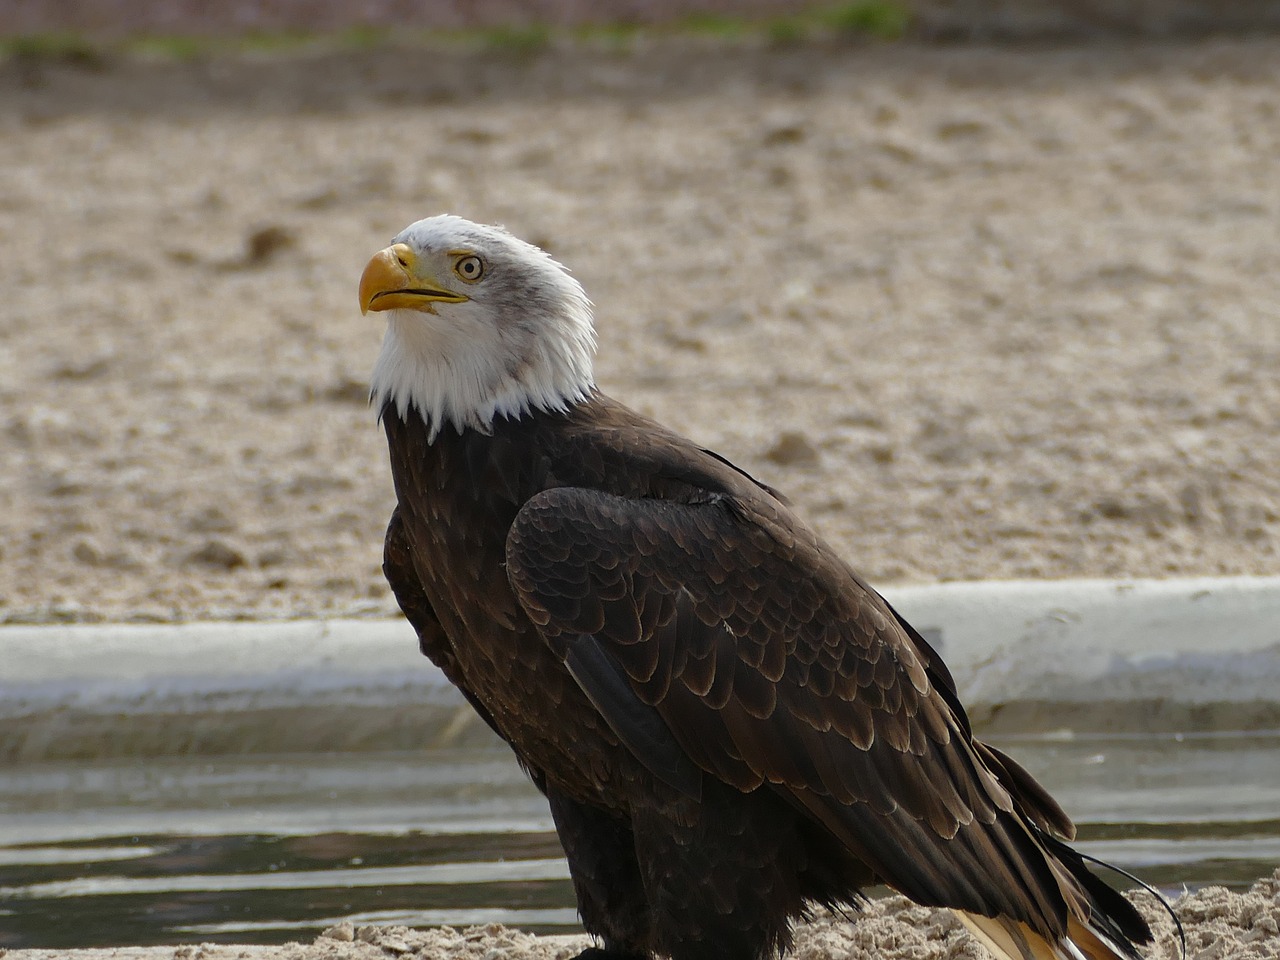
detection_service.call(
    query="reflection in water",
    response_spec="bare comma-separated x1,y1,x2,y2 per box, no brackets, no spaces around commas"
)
0,829,574,948
1,734,1278,949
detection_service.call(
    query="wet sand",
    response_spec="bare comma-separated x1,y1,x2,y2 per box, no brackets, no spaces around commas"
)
7,875,1278,960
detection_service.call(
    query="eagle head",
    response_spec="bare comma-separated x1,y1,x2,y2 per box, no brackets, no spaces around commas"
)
360,215,596,439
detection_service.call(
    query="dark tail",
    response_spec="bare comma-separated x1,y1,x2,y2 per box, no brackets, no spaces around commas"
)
957,833,1164,960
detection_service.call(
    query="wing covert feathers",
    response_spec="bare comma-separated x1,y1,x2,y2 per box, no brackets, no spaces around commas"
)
504,484,1155,950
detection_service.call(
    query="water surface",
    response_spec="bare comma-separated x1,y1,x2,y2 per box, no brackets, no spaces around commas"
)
2,732,1277,949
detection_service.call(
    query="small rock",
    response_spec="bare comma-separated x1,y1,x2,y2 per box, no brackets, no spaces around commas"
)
324,374,370,405
45,472,88,497
864,443,895,465
1093,498,1129,520
185,539,247,570
449,126,502,145
320,922,354,942
761,111,807,146
50,354,112,380
166,248,201,266
71,539,140,571
72,538,103,565
837,408,885,430
244,225,295,267
935,118,989,141
764,431,821,468
185,506,237,534
256,546,290,568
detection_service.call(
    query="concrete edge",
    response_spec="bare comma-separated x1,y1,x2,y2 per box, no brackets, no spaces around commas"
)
3,576,1279,753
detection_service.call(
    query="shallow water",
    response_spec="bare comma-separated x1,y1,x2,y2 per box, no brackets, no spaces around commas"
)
1,732,1277,949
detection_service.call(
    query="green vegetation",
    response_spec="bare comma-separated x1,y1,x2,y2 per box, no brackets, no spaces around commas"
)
472,23,553,53
0,2,911,64
570,20,646,49
325,24,390,52
125,33,212,60
3,30,107,66
816,0,912,39
678,11,750,40
765,17,808,45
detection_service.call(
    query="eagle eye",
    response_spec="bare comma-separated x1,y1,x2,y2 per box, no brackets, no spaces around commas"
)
453,255,485,283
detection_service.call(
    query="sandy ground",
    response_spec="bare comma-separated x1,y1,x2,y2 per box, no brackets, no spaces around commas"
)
3,37,1280,624
7,874,1278,960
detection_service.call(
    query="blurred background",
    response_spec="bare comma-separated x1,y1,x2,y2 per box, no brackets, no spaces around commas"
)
1,0,1279,951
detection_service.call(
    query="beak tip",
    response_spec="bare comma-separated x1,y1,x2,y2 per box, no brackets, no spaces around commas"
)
359,246,404,317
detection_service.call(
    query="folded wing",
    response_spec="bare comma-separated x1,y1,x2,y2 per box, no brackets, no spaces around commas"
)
505,485,1099,942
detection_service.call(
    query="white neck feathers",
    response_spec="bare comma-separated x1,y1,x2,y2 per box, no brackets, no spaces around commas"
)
370,294,596,441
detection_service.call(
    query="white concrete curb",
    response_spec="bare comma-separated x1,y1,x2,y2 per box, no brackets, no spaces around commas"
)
886,576,1280,707
2,577,1278,754
0,618,441,716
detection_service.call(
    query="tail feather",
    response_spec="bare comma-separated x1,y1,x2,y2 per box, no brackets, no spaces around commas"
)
957,913,1065,960
957,912,1141,960
955,828,1158,960
1067,915,1142,960
1039,833,1152,952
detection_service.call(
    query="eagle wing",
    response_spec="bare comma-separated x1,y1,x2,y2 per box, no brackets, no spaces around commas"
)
505,485,1074,937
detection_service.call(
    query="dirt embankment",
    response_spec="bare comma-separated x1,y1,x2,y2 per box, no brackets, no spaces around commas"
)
2,37,1279,624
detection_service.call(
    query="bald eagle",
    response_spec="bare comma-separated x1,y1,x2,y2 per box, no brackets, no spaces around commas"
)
358,216,1153,960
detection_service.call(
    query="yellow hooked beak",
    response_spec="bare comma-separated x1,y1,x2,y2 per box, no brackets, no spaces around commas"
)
359,243,469,315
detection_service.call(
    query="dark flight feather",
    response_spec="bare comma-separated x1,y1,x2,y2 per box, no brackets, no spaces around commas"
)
564,632,704,800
